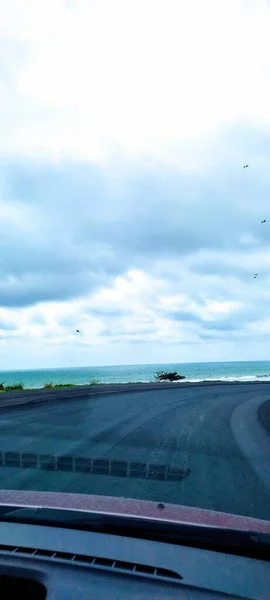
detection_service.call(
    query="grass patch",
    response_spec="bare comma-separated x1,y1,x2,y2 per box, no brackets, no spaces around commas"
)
0,380,101,393
0,382,24,392
0,379,154,394
44,380,101,388
43,379,100,388
43,382,76,389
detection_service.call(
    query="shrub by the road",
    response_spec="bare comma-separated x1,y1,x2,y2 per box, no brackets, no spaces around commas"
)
0,383,24,391
155,371,185,382
89,378,100,385
43,382,75,389
43,381,100,388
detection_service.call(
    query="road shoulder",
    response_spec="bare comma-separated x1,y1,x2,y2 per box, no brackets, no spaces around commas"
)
258,399,270,434
231,395,270,493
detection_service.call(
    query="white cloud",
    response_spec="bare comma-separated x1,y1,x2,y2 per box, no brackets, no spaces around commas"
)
1,0,270,167
89,269,165,315
0,265,266,366
1,1,270,368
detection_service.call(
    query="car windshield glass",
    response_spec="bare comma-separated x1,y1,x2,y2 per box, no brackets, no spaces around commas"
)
0,1,270,528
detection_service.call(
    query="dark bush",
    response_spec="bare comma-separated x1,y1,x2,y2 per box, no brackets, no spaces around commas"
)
155,371,185,382
43,382,75,389
4,383,24,391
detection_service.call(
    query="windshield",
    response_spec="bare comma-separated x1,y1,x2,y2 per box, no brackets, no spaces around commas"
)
0,1,270,528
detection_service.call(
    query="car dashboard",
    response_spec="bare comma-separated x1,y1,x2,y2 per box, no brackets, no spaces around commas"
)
0,519,269,599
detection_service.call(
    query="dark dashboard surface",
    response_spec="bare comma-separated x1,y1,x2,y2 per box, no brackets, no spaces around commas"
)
0,520,269,599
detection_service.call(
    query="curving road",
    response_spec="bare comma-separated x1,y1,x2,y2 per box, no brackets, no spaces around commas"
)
0,383,270,521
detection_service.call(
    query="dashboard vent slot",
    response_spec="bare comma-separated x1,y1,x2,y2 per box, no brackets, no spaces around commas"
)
0,543,182,581
32,548,55,558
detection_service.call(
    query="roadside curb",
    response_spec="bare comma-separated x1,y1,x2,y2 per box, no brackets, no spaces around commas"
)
1,380,270,411
0,382,185,411
0,380,214,413
231,395,270,493
258,399,270,434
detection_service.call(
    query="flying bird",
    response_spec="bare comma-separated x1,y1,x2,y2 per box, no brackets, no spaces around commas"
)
243,164,249,168
76,329,80,333
261,219,266,224
254,274,258,278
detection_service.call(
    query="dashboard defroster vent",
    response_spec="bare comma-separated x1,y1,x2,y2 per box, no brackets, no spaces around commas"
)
0,543,183,582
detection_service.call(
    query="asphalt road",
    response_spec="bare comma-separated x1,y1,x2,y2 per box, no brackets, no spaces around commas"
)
0,383,269,521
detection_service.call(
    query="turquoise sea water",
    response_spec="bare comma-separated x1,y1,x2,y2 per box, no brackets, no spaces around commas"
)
1,360,270,389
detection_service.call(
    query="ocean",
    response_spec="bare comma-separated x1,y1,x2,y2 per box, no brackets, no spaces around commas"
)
1,361,270,389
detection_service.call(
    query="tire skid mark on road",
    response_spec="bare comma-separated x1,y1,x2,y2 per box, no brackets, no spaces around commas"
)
94,390,221,497
166,395,222,477
96,392,210,460
1,385,269,519
61,392,210,495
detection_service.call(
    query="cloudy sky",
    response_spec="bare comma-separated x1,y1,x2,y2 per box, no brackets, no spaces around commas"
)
1,0,270,369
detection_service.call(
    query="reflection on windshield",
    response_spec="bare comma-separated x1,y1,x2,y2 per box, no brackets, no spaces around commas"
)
0,384,270,523
1,0,270,530
0,452,190,482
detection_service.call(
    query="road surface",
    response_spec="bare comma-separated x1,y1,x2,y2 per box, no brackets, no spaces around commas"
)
0,383,269,521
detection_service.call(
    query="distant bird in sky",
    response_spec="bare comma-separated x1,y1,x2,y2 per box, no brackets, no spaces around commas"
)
254,274,258,278
261,219,266,223
243,164,249,168
76,329,80,333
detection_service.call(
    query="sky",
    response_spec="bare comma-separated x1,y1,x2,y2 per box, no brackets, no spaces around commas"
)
1,0,270,369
